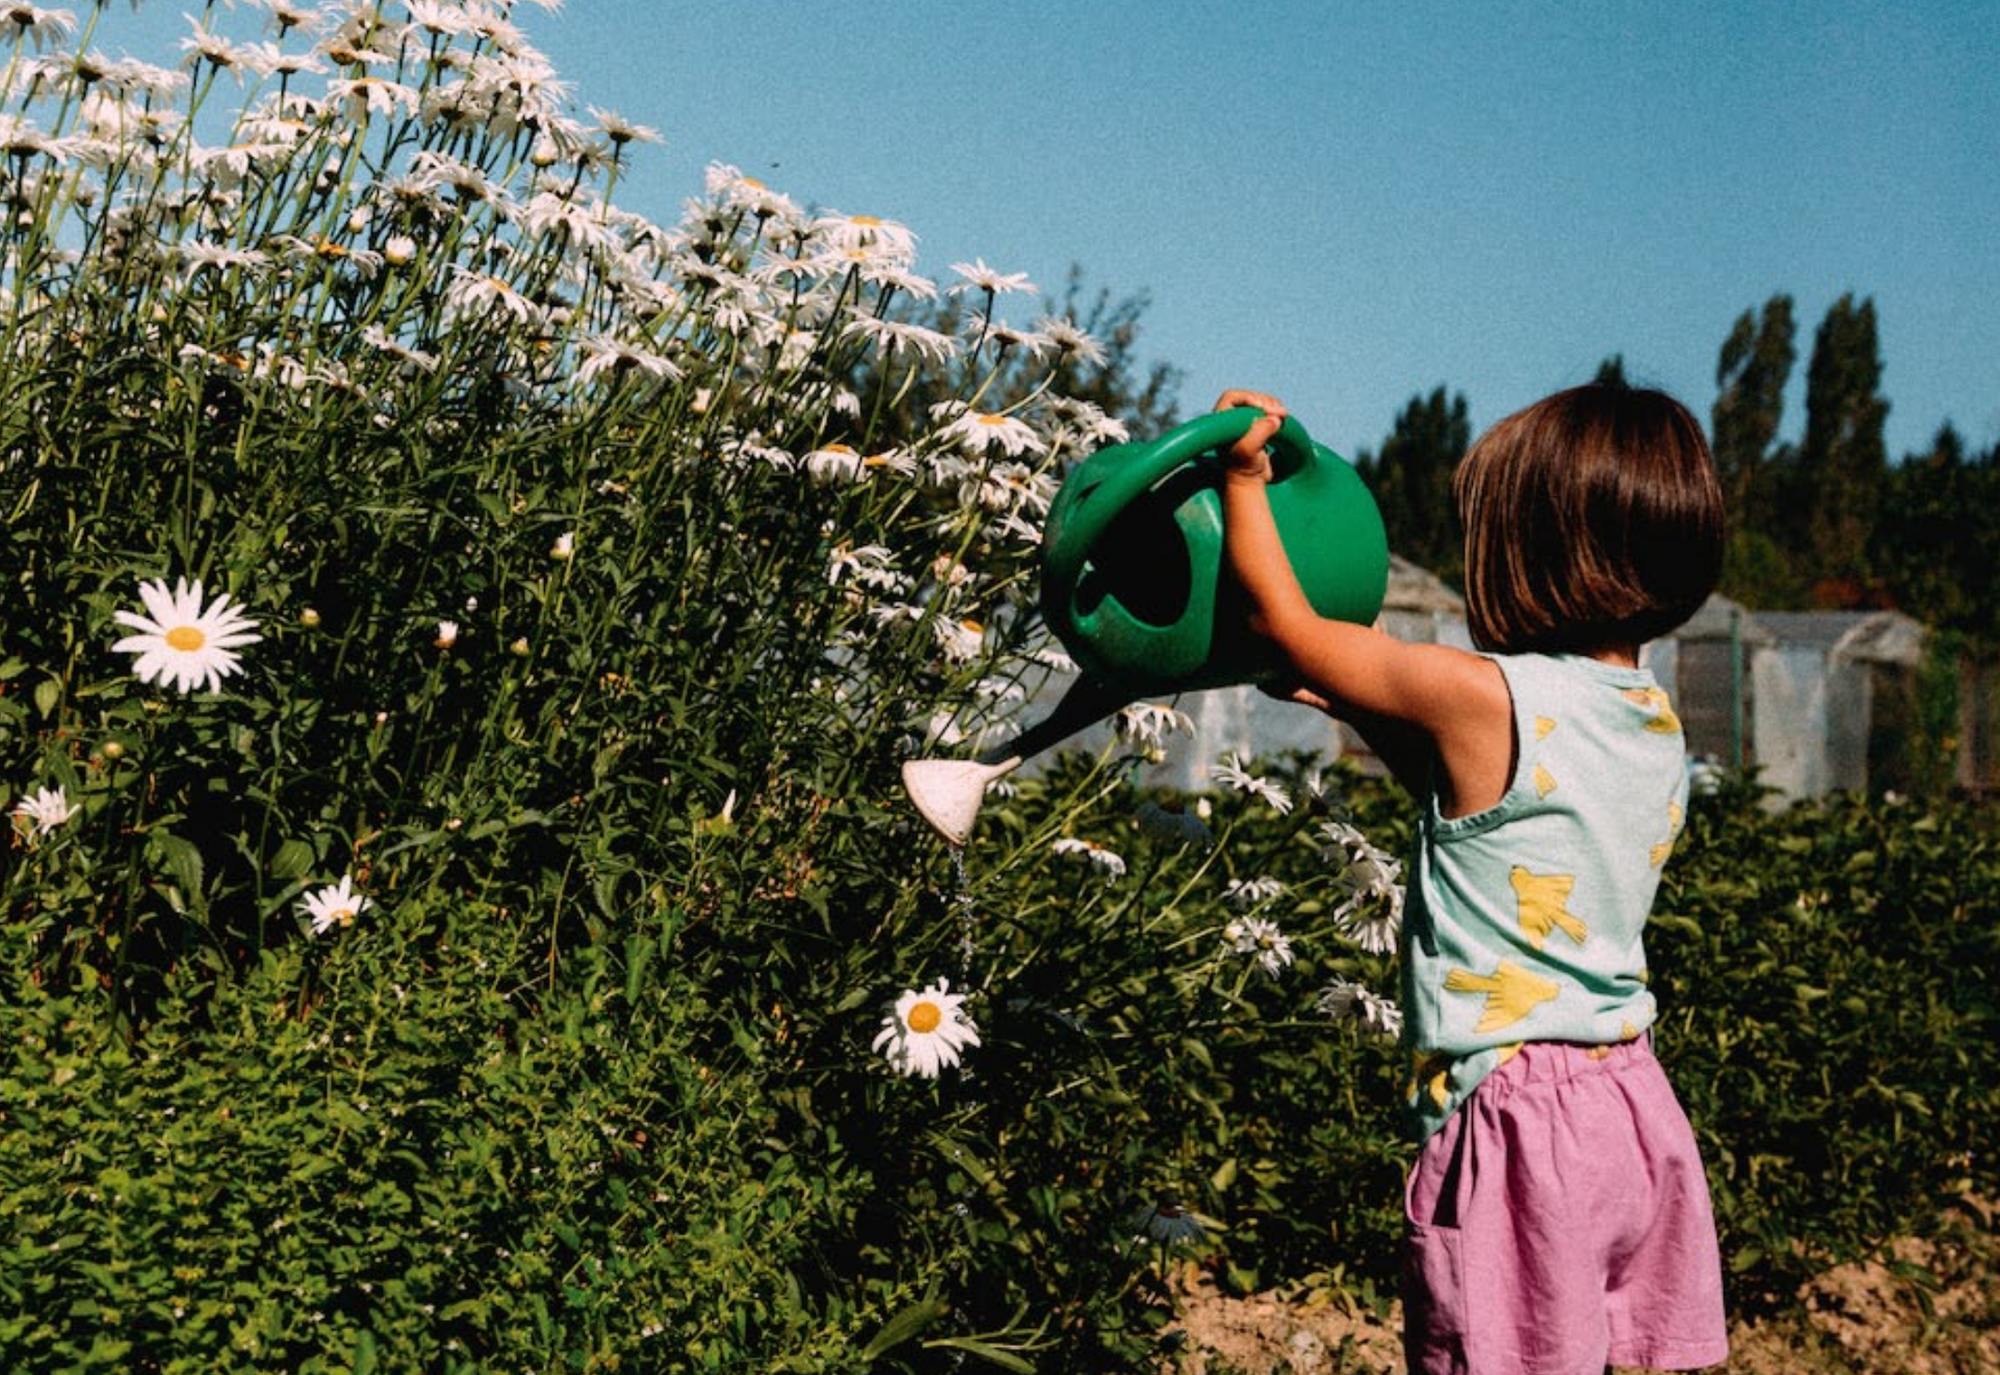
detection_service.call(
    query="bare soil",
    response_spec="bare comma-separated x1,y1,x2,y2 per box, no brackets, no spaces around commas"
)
1164,1196,1998,1375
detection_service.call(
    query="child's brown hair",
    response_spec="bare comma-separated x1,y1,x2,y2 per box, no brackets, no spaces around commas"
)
1452,382,1724,654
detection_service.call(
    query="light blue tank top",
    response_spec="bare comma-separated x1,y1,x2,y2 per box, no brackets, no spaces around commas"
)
1399,652,1689,1141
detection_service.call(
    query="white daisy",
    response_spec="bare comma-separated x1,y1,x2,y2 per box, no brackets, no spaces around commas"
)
1318,975,1403,1039
803,442,866,485
1222,914,1294,977
935,405,1046,458
300,875,370,937
814,211,917,263
1212,752,1292,815
1052,836,1127,879
588,106,661,147
434,619,460,649
1332,850,1405,956
11,785,75,838
112,578,262,694
948,258,1034,296
841,314,959,364
872,978,980,1078
1036,315,1107,366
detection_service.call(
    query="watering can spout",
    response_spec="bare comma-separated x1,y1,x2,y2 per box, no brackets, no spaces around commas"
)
901,678,1131,847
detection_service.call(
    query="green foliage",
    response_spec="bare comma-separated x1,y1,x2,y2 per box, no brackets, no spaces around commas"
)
1352,387,1469,586
1653,784,2000,1309
1,902,890,1373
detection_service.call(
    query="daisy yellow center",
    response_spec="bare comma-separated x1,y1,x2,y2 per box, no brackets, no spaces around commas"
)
851,215,884,228
906,1000,943,1034
332,907,355,926
976,413,1008,426
165,625,207,652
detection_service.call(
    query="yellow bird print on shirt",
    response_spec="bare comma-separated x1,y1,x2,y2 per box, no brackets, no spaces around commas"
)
1650,799,1685,867
1510,865,1588,948
1444,960,1561,1033
1408,1052,1455,1111
1624,685,1683,735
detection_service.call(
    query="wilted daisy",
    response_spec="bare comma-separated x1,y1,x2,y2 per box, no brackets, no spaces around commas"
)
301,875,370,937
1129,1198,1207,1247
1212,751,1293,815
873,978,980,1079
1318,975,1404,1039
1223,875,1284,908
1223,915,1294,978
434,619,460,650
1115,702,1195,753
0,5,78,50
112,578,262,694
1052,836,1126,880
936,617,985,664
11,785,75,839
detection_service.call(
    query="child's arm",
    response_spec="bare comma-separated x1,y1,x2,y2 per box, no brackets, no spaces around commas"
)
1216,391,1514,816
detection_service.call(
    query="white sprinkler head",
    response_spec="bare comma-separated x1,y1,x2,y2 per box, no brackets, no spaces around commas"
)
901,755,1022,848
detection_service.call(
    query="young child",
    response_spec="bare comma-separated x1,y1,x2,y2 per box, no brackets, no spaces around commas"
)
1216,384,1729,1374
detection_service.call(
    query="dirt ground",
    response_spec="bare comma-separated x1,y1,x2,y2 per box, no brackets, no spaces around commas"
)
1165,1196,1998,1375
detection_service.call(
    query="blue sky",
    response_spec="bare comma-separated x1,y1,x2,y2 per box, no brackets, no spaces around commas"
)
522,0,1998,463
113,1,2000,461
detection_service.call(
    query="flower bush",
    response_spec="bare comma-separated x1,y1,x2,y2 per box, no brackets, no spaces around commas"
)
0,3,1408,1370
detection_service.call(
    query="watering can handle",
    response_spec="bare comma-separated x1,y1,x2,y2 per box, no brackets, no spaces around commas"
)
1042,407,1317,598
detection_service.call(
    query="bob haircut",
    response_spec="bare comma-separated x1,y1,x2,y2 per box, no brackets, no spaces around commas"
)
1452,383,1724,655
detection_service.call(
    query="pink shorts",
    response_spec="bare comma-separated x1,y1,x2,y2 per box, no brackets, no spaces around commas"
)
1403,1038,1729,1374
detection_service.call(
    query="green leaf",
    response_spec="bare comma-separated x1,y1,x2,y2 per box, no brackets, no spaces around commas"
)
267,838,315,881
926,1336,1036,1373
859,1292,948,1359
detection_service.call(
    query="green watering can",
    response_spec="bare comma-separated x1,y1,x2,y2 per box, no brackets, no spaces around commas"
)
903,407,1389,845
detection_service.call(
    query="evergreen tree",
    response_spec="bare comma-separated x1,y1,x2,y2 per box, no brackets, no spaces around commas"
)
1796,293,1890,603
1354,387,1471,584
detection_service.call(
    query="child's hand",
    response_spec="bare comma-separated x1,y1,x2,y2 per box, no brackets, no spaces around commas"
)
1214,389,1287,480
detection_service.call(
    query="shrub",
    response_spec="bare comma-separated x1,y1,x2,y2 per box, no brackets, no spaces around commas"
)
0,4,1405,1370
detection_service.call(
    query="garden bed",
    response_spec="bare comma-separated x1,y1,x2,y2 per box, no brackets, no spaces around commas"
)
1168,1195,1999,1374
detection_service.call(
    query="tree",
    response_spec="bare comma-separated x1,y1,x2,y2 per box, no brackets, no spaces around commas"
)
1873,424,2000,648
1711,295,1796,538
1795,293,1890,602
1354,387,1471,584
